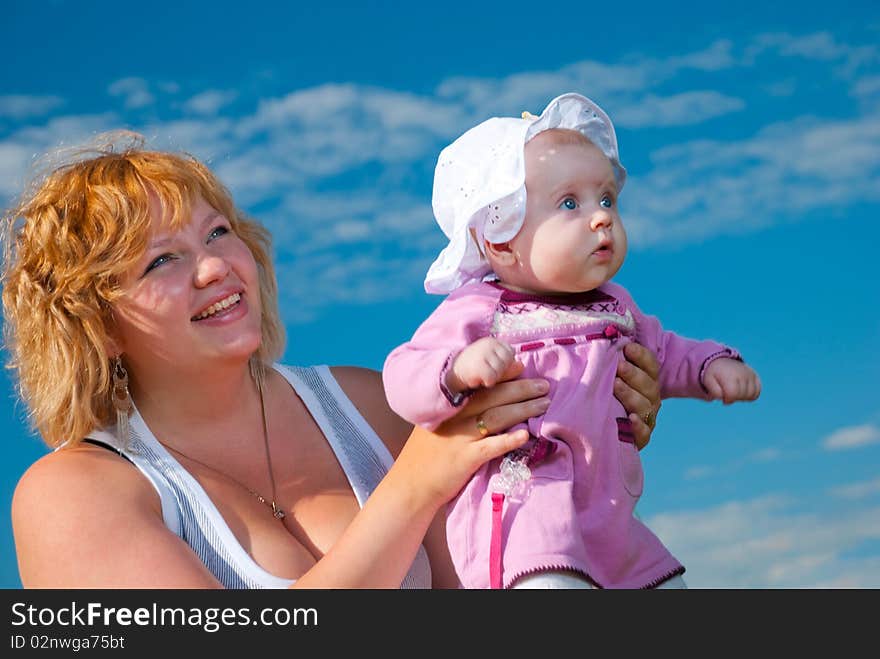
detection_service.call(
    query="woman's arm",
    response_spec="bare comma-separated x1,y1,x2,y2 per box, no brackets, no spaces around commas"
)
331,366,455,587
331,363,545,587
298,345,664,588
297,362,540,588
332,344,664,588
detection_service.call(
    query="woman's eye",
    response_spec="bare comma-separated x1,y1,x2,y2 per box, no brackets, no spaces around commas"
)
208,225,229,241
600,194,614,209
559,198,578,210
144,254,173,274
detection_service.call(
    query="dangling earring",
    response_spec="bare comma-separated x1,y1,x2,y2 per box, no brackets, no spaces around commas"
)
111,356,132,448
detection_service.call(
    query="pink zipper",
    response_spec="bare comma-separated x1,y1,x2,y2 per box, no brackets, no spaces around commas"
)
518,324,621,352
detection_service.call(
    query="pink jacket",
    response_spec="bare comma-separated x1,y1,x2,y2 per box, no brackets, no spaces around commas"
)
383,280,740,588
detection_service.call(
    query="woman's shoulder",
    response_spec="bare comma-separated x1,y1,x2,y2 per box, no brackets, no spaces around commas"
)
12,442,215,588
13,443,160,533
16,443,127,492
327,365,414,458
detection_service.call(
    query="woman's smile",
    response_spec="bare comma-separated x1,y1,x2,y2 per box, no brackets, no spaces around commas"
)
192,291,244,321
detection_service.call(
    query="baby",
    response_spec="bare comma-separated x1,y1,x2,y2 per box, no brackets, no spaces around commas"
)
383,93,761,589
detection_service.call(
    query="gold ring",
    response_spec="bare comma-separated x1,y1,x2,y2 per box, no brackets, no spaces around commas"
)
643,407,657,429
475,416,489,437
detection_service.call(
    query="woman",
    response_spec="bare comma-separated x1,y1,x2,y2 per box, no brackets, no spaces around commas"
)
2,131,662,588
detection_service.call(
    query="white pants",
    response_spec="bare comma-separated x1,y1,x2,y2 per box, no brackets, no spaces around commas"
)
511,571,687,589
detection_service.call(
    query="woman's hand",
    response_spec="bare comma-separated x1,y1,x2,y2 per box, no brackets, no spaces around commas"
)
295,362,544,589
395,360,547,506
614,342,662,450
397,342,661,507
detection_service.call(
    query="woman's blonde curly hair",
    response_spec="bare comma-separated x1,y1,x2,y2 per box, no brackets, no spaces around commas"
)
1,131,285,448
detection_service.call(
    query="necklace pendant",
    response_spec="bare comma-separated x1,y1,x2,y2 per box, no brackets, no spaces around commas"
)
271,502,285,520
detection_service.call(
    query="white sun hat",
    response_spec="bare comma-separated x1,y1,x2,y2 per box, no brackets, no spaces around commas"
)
424,92,627,295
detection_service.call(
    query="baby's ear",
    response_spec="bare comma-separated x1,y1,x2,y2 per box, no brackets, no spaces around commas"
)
484,240,517,266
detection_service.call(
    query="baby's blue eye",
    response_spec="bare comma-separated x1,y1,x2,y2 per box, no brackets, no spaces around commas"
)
559,198,578,210
600,195,613,209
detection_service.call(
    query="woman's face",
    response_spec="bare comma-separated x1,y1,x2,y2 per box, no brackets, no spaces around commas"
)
111,195,263,384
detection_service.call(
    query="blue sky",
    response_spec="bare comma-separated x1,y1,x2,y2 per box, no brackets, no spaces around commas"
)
1,0,878,588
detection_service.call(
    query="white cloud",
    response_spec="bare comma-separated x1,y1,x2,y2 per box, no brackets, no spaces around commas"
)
763,78,798,97
853,75,880,98
262,190,439,322
753,32,848,62
138,117,238,160
0,95,64,120
684,465,714,480
680,446,780,483
613,91,744,128
183,90,238,116
332,220,372,241
272,191,429,237
664,39,737,72
435,42,740,125
246,83,458,139
2,30,878,314
750,448,781,462
0,113,119,198
627,111,880,246
0,142,36,198
107,77,155,109
647,495,880,587
197,85,454,205
250,83,362,127
274,248,429,325
822,424,880,451
830,477,880,500
745,31,879,81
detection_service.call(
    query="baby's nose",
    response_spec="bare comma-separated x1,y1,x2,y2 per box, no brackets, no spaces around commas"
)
590,210,613,231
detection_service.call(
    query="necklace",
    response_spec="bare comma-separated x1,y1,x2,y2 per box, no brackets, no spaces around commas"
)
161,376,285,521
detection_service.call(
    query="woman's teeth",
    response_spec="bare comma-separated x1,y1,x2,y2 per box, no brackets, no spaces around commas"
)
193,293,241,320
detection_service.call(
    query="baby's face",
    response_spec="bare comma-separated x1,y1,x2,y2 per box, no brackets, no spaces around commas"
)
500,131,627,295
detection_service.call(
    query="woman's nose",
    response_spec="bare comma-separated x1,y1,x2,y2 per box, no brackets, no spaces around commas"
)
193,253,231,287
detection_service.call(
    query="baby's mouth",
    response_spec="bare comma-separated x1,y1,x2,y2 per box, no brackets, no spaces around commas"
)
593,240,613,255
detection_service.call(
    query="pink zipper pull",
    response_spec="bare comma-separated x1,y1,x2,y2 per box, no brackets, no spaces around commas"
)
490,493,505,589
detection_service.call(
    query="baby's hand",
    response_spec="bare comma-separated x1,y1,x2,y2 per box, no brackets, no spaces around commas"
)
447,337,516,394
703,358,762,404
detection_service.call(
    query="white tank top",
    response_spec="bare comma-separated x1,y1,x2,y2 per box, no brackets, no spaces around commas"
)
86,364,432,588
